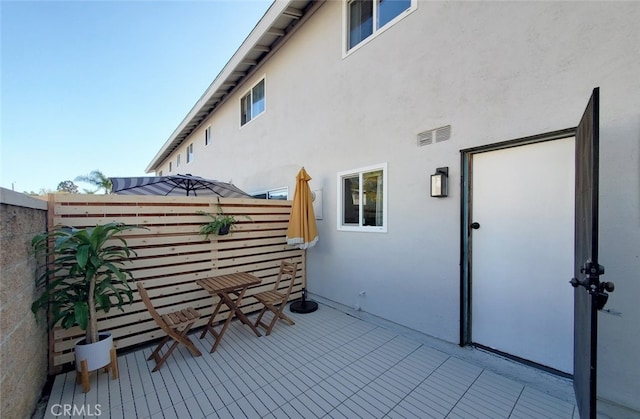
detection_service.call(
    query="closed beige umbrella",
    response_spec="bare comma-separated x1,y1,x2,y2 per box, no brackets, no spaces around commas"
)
287,167,318,313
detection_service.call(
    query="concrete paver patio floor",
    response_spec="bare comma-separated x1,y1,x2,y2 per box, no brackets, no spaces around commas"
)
43,300,578,418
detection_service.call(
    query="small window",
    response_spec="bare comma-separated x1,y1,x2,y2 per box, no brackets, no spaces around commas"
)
169,162,172,172
158,170,163,176
251,187,288,200
267,188,288,200
240,78,266,126
177,154,181,167
205,126,211,145
186,143,194,164
337,163,387,232
346,0,414,51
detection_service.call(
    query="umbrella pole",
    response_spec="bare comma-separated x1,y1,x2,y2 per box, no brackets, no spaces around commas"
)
290,249,318,313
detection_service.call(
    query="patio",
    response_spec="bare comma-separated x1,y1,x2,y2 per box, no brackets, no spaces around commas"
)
41,299,577,419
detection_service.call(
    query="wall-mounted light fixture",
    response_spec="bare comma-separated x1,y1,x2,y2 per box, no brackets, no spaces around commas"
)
430,167,448,198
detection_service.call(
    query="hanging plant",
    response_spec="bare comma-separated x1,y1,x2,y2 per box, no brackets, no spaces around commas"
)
197,206,250,238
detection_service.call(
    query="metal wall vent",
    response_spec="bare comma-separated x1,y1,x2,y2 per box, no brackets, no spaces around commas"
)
435,125,451,142
417,125,451,147
417,131,433,146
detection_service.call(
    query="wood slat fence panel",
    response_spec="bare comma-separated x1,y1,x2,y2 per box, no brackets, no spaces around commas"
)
47,194,304,368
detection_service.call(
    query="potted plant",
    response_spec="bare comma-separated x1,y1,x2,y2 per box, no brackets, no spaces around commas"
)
197,207,249,238
31,222,141,374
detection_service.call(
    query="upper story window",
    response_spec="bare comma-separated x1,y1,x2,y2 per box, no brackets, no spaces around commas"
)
169,162,172,172
158,170,163,176
240,78,265,126
251,187,288,200
205,126,211,145
176,154,181,168
337,162,388,232
186,143,194,164
346,0,415,52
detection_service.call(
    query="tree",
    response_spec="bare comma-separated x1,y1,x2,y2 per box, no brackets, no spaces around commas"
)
75,170,112,194
31,223,140,344
57,180,79,194
21,188,53,196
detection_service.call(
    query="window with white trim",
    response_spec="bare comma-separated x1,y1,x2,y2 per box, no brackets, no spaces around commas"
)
337,163,387,232
204,126,211,145
346,0,415,51
158,170,163,176
186,143,194,164
176,154,181,167
251,187,288,200
169,162,172,172
240,78,265,126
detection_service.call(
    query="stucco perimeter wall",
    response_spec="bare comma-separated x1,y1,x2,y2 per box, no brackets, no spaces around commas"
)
163,2,640,411
0,188,48,419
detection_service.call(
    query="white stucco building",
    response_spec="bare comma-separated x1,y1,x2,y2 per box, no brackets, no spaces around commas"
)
147,1,640,414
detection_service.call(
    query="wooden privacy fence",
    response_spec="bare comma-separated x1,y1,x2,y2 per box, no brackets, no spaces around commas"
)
47,194,304,369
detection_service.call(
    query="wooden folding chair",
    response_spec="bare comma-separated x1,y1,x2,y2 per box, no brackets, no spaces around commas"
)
137,282,202,372
253,260,298,335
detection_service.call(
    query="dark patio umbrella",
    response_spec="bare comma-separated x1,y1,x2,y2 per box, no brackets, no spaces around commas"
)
109,174,250,197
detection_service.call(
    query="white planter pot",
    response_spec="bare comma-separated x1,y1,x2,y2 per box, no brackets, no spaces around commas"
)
75,332,113,372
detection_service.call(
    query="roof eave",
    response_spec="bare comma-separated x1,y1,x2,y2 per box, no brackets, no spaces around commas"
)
146,0,317,173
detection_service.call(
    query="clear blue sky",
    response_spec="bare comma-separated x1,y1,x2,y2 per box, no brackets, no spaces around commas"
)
1,0,272,194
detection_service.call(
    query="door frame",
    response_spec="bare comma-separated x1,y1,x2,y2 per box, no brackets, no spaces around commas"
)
459,127,576,347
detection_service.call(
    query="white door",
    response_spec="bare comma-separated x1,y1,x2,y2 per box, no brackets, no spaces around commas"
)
471,137,575,374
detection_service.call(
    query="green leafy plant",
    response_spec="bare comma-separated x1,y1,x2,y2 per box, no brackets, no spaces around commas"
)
197,207,249,238
74,169,112,194
31,222,142,344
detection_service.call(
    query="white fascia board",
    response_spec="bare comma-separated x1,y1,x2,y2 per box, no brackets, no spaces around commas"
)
145,0,295,173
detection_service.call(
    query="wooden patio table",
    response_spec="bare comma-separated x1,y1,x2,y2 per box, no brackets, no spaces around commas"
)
196,272,262,352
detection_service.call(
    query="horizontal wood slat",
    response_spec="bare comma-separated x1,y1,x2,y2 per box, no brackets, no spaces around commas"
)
47,194,304,369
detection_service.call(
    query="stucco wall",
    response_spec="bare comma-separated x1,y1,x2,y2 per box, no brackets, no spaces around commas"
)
0,188,48,419
158,1,640,411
